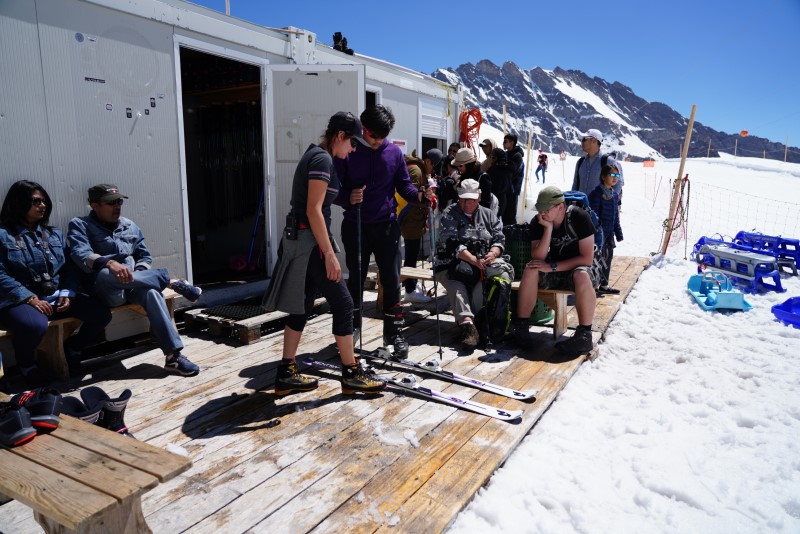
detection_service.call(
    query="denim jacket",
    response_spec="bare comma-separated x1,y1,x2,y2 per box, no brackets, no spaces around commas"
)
0,223,77,310
67,213,153,281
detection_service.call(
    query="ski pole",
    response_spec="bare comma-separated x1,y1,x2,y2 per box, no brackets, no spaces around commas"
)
355,202,363,356
426,193,444,361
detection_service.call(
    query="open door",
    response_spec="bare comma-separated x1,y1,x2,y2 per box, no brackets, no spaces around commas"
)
264,65,365,272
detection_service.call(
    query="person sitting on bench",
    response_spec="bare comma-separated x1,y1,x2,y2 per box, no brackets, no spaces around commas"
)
512,186,599,356
0,180,111,387
434,179,513,351
67,184,202,377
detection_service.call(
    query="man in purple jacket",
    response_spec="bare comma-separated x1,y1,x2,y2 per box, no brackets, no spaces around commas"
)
334,105,431,358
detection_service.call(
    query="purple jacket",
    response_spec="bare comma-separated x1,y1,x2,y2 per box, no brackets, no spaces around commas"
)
334,140,420,223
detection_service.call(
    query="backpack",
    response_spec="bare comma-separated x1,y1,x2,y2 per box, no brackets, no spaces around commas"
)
475,275,512,344
563,190,604,250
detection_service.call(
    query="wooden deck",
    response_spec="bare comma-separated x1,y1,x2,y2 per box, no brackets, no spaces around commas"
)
0,256,650,534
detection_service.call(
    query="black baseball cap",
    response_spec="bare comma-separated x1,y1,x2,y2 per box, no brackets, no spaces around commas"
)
88,184,128,203
328,112,365,143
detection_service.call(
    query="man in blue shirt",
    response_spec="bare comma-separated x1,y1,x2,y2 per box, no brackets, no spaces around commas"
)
68,184,202,376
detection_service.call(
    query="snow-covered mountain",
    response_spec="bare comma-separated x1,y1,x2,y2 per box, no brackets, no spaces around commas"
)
433,60,797,163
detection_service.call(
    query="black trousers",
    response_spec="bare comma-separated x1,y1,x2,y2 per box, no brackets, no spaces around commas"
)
599,239,615,286
342,218,401,312
285,246,354,336
402,238,422,293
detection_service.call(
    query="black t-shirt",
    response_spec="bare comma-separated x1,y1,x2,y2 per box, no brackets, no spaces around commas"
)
530,206,594,262
290,145,340,229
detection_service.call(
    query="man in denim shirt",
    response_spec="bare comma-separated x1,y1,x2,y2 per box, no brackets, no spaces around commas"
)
68,184,202,376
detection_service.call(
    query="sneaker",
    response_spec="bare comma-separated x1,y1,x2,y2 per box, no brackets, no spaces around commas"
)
81,387,135,438
555,328,594,356
598,286,621,295
165,352,200,376
403,289,432,303
11,388,63,432
274,360,318,397
0,402,36,447
170,279,203,302
60,396,103,425
510,318,534,345
341,361,386,395
459,322,480,350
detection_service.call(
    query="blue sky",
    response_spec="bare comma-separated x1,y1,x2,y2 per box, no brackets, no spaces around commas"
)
190,0,799,147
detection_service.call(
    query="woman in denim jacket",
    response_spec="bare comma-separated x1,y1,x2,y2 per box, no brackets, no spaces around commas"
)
0,180,111,387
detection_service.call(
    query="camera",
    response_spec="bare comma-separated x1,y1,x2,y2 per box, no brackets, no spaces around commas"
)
31,272,56,297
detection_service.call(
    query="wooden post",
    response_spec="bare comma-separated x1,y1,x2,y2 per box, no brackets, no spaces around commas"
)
707,138,711,158
518,131,533,223
660,105,697,256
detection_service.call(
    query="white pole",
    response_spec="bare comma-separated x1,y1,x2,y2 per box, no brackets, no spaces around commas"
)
225,0,230,15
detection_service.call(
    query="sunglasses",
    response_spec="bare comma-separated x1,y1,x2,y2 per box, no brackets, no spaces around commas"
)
609,173,621,178
103,199,124,206
31,197,47,206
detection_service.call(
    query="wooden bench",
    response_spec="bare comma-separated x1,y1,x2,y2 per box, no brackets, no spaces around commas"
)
0,392,191,533
370,265,572,339
0,289,179,379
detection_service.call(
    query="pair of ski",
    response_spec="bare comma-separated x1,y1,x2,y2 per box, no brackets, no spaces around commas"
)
302,347,535,422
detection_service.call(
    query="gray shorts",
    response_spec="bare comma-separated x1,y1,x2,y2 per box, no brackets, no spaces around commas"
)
538,265,599,291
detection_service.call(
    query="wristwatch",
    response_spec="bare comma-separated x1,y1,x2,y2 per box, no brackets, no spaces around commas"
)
550,262,558,272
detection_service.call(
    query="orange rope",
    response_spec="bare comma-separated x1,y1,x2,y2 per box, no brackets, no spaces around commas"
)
459,109,482,154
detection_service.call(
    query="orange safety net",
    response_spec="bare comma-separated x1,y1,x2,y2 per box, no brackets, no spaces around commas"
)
459,109,483,154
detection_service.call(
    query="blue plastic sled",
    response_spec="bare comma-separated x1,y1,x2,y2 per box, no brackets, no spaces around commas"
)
687,272,752,312
771,297,800,329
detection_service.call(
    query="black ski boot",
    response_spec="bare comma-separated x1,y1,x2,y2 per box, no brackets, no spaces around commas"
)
341,361,386,395
383,304,409,359
274,360,319,397
81,386,135,438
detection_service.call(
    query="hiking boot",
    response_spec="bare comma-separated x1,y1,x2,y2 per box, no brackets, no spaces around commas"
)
60,396,103,425
510,318,534,345
0,402,36,447
459,322,480,350
11,388,63,432
383,305,408,359
81,387,135,438
170,279,203,302
555,328,594,356
274,360,318,397
341,361,386,395
165,352,200,376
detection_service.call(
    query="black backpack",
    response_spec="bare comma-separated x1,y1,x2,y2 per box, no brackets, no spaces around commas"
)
476,275,512,344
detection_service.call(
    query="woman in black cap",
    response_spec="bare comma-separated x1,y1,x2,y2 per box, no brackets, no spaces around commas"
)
0,180,111,387
263,112,385,396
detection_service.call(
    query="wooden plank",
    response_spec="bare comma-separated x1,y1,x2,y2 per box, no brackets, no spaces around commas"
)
11,435,159,501
55,416,192,483
0,448,117,531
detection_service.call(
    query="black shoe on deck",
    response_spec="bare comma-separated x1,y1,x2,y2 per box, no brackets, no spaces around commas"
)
555,328,594,356
341,361,385,395
11,388,63,432
385,334,409,359
274,361,318,397
81,387,136,438
510,318,534,345
0,402,37,447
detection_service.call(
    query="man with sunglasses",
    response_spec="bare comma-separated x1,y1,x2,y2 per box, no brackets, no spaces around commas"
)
334,105,432,358
572,129,607,195
67,184,202,376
